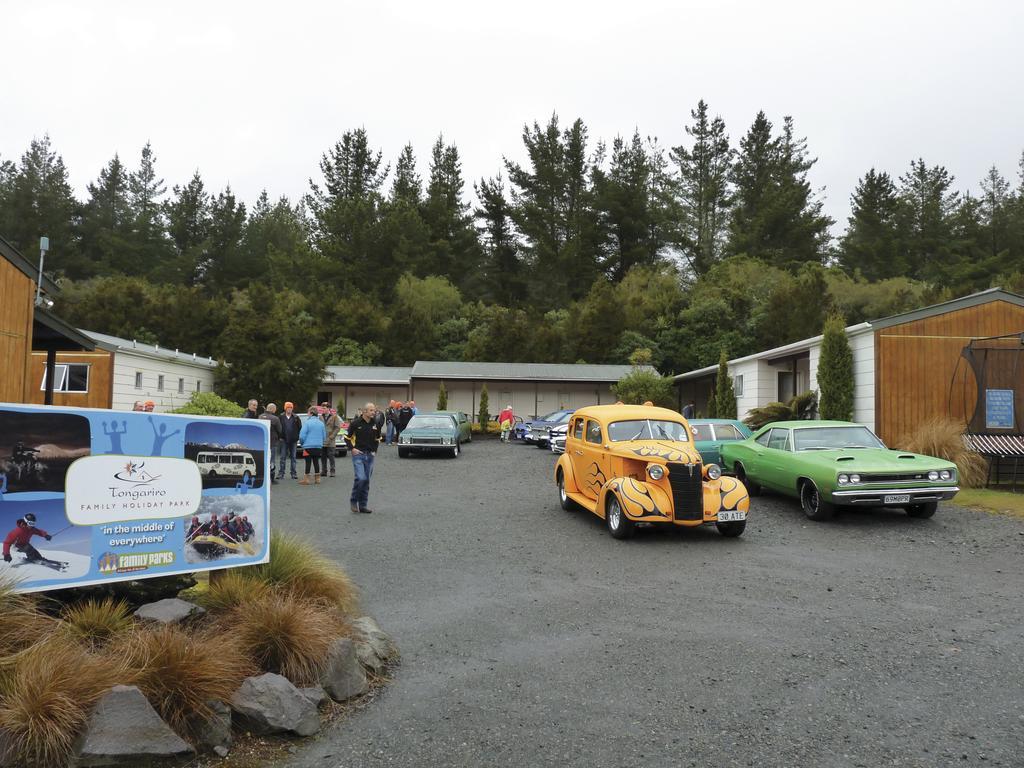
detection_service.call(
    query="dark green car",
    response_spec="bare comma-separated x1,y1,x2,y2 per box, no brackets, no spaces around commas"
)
721,420,959,521
688,419,751,465
434,411,473,444
398,413,464,458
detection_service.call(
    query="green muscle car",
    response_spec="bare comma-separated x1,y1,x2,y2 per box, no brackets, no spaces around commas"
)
398,413,464,458
720,420,959,521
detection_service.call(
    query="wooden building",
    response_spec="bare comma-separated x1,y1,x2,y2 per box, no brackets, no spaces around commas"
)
675,288,1024,444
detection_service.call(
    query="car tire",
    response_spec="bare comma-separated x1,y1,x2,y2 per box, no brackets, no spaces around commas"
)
397,448,409,458
906,501,938,519
606,494,635,539
800,480,835,521
557,470,576,511
734,463,761,497
451,442,460,459
716,520,746,538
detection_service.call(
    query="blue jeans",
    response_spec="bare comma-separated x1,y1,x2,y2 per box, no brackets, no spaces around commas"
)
278,441,298,478
351,451,375,507
385,421,395,445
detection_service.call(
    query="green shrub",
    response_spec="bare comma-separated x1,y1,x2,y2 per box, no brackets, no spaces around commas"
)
612,368,675,408
172,391,245,417
437,382,448,410
712,349,737,419
478,384,490,426
744,391,818,431
817,313,854,421
59,598,132,648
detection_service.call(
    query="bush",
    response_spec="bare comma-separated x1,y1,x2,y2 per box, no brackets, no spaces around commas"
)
225,591,346,685
0,580,55,659
894,418,988,488
712,349,737,419
437,382,448,410
612,368,675,408
122,624,252,737
0,635,130,767
197,569,270,613
60,598,132,648
818,313,854,421
744,391,818,431
248,532,359,614
172,391,245,417
478,384,490,427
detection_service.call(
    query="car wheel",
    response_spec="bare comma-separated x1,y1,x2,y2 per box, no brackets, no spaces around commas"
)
397,448,409,458
536,441,547,449
906,501,937,519
716,520,746,538
734,463,761,496
451,442,460,459
800,480,834,521
606,494,635,539
557,470,576,511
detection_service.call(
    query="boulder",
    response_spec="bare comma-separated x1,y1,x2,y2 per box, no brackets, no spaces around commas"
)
134,598,206,625
187,700,231,754
299,685,328,708
73,685,194,767
351,616,398,674
230,674,319,737
319,638,368,701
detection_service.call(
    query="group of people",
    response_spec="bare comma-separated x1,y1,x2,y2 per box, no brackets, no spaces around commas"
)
244,398,383,515
382,400,418,445
186,511,255,543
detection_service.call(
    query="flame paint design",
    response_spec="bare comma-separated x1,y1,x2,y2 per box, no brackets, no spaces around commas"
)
718,475,750,511
610,477,668,517
630,445,693,462
585,462,606,492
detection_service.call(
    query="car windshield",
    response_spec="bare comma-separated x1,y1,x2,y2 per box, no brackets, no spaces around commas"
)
690,423,714,441
608,420,690,442
793,426,885,451
407,416,453,429
539,411,571,423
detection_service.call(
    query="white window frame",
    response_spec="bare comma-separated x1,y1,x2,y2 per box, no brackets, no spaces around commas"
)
39,363,90,393
196,380,202,392
734,374,744,397
178,377,185,394
135,371,143,389
157,374,165,392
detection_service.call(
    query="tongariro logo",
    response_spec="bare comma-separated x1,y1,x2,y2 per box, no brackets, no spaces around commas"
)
113,461,161,485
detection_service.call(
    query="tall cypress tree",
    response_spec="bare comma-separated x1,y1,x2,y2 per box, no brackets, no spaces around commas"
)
817,313,854,421
713,349,737,419
838,169,902,279
670,99,733,277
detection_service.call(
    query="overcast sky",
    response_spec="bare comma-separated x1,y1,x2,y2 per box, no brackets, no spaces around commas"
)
3,0,1022,233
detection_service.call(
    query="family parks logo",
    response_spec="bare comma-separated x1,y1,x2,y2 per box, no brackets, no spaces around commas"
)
66,455,202,526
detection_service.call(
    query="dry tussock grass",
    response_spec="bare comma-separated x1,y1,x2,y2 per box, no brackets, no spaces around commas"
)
121,623,253,737
249,532,359,614
894,417,988,488
0,581,56,661
225,591,347,685
0,634,130,767
198,569,270,613
59,598,133,648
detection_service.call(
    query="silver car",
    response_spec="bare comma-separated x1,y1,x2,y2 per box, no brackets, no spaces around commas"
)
549,423,568,454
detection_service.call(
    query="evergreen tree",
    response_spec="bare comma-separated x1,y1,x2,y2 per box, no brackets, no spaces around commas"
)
612,368,675,408
196,187,248,292
0,135,81,276
163,171,211,284
759,262,834,348
713,348,737,419
79,154,133,275
895,159,959,284
422,135,481,288
817,313,854,421
244,191,316,288
474,174,524,306
670,99,733,276
377,143,429,289
437,381,448,410
478,383,490,426
838,169,901,279
390,143,422,205
978,165,1013,265
127,142,172,276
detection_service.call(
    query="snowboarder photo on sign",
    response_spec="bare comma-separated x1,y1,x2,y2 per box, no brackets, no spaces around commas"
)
3,514,63,570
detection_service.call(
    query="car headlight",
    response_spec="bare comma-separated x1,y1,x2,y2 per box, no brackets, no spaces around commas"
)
838,474,849,485
442,437,451,444
849,474,861,484
647,464,664,481
927,471,938,481
401,436,409,444
939,469,952,481
705,463,722,480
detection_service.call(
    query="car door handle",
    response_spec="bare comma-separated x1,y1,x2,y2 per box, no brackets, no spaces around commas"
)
574,450,584,456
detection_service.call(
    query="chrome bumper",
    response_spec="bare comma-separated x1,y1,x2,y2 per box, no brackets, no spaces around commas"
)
830,486,960,505
400,442,454,449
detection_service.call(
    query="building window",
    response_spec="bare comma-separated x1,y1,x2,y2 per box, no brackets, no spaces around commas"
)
178,377,185,394
196,380,202,392
158,375,165,392
135,371,143,389
734,374,743,397
39,363,90,393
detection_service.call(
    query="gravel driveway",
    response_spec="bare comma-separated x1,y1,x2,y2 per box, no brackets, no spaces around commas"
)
279,440,1024,768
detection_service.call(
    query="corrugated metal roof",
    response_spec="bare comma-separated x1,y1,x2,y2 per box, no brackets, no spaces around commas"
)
82,330,218,368
325,366,413,384
411,361,649,382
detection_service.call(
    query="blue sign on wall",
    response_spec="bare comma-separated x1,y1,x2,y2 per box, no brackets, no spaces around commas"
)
985,389,1015,430
0,403,270,593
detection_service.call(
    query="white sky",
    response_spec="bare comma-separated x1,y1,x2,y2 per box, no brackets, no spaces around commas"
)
3,0,1022,233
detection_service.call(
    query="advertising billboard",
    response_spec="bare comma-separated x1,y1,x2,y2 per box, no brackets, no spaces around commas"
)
0,403,270,593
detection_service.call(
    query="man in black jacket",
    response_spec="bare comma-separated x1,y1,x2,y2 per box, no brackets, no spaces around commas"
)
278,402,302,480
347,403,381,514
397,402,414,438
243,399,259,418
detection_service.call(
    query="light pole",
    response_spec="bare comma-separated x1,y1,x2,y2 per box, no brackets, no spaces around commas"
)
34,236,50,307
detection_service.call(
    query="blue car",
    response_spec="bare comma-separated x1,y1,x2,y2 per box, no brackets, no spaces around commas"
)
524,409,574,448
687,419,752,466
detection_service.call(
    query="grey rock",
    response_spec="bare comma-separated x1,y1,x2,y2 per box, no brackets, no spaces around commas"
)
73,685,193,767
300,685,328,707
133,598,206,625
230,673,319,737
319,638,369,701
351,616,398,660
213,745,229,758
188,700,232,754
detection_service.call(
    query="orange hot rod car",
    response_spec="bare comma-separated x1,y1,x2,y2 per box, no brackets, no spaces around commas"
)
554,404,750,539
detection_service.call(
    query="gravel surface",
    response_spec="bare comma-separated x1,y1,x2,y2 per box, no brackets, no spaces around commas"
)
278,440,1024,768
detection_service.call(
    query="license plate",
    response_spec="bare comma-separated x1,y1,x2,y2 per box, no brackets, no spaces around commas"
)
884,494,911,505
717,510,746,522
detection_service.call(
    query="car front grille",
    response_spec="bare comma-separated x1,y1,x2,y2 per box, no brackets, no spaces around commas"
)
414,437,443,445
859,473,932,483
667,462,704,521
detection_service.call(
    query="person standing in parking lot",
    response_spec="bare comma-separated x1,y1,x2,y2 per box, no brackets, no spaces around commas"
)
243,398,259,418
260,403,282,484
278,402,302,480
322,404,343,478
385,401,398,445
348,402,381,514
498,403,515,443
298,406,326,485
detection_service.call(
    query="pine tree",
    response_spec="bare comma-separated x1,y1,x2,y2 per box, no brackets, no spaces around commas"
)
79,154,133,275
196,187,248,292
474,174,524,306
437,381,448,410
244,191,316,288
163,171,211,284
895,159,959,285
128,142,172,276
477,383,490,427
817,313,854,421
422,135,480,288
390,144,422,205
838,169,901,279
670,99,733,276
713,348,737,419
978,165,1013,264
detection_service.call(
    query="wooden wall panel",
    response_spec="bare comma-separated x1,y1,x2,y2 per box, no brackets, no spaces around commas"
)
0,260,34,403
876,300,1024,443
27,352,114,409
